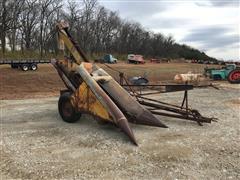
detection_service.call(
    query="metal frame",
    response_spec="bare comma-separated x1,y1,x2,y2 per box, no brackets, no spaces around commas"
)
52,21,217,145
119,72,217,125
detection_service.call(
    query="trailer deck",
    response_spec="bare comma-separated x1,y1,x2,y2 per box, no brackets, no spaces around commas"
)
0,59,50,64
0,59,51,71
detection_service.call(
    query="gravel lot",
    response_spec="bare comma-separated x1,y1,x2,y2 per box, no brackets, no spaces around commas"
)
1,86,240,179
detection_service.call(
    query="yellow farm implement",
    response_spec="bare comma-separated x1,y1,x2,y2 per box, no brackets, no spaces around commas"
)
52,21,216,145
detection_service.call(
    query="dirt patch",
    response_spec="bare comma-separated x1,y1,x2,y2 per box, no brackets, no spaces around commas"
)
217,81,240,90
225,98,240,108
0,64,63,99
0,63,219,100
229,99,240,104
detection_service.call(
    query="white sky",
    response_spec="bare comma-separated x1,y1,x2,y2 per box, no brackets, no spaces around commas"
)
99,0,240,61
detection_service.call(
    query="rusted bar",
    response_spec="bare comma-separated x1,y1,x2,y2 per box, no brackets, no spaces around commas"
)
123,84,193,94
140,98,215,125
119,72,124,86
186,90,188,113
149,110,212,124
137,96,190,111
139,100,191,116
51,59,76,92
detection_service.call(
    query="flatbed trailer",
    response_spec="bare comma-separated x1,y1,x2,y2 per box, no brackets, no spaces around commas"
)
0,59,51,71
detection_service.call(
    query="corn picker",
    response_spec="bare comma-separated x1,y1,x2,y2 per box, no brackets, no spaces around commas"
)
52,21,216,145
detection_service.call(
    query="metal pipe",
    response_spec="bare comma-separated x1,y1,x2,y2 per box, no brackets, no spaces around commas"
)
137,96,190,111
77,64,137,145
139,100,192,116
149,110,212,123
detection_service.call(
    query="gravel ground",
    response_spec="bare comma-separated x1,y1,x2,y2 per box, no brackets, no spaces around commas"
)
0,86,240,179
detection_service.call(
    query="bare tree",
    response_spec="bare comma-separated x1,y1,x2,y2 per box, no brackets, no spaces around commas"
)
7,0,24,52
0,0,14,54
65,0,82,33
80,0,98,50
39,0,63,57
19,0,39,51
0,0,216,61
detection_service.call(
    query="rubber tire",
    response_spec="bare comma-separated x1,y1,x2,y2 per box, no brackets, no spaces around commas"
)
227,69,240,84
21,64,29,71
58,92,81,123
30,64,38,71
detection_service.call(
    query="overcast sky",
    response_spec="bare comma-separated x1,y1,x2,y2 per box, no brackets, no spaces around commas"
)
99,0,240,61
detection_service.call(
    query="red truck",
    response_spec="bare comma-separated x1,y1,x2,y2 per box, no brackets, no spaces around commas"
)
127,54,145,64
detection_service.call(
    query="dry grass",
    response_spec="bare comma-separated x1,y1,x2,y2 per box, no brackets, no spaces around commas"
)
0,62,220,99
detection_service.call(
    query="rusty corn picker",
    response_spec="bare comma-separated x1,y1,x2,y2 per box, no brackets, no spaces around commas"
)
52,21,216,145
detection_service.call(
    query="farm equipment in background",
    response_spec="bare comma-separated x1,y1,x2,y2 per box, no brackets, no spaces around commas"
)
204,64,240,84
228,68,240,84
174,72,208,86
53,21,216,145
127,54,145,64
94,54,117,64
129,76,149,85
117,73,216,126
150,58,170,63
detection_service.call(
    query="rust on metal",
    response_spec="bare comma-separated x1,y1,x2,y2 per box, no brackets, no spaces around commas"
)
77,63,137,145
90,64,168,128
52,20,216,145
117,71,217,126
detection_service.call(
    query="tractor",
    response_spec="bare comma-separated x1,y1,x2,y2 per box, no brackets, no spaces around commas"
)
204,64,240,84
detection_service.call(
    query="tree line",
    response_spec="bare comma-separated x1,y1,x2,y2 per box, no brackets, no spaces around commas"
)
0,0,217,61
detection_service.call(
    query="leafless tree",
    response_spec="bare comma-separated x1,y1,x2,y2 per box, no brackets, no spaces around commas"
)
19,0,39,50
0,0,15,54
39,0,63,57
6,0,24,52
0,0,215,61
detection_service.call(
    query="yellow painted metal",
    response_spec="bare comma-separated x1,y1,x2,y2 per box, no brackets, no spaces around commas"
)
58,32,83,64
54,22,138,144
72,82,111,122
57,58,79,72
56,25,111,121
